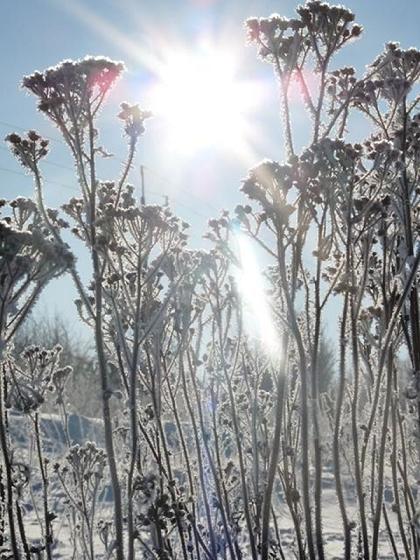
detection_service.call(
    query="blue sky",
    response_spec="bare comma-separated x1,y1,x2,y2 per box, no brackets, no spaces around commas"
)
1,0,419,328
2,0,419,210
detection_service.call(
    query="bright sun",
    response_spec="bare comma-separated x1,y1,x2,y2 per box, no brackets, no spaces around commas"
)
148,46,261,157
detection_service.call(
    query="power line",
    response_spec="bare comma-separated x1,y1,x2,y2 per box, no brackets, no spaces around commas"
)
0,164,211,221
0,144,72,172
0,165,78,192
0,119,219,220
0,119,66,147
0,120,219,212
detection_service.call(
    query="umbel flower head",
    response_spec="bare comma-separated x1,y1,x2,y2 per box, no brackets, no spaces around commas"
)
118,102,152,143
5,345,66,413
63,441,107,482
364,43,420,104
22,57,125,132
0,198,74,319
246,1,361,69
5,130,49,172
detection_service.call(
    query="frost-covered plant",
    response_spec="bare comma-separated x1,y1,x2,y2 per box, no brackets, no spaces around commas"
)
0,196,72,352
4,54,199,560
0,344,72,560
236,3,420,559
5,345,69,413
13,313,100,416
55,442,107,560
7,56,152,560
0,196,72,559
1,3,419,560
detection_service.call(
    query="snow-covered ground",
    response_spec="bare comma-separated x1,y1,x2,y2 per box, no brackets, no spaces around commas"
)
5,412,408,558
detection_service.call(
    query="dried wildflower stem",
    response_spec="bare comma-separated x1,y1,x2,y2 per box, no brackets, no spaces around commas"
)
313,64,328,143
188,355,237,560
349,227,370,559
32,164,94,322
333,294,351,559
382,503,400,559
164,357,206,560
116,138,136,206
271,505,286,560
126,245,142,560
390,395,412,559
34,412,53,560
260,333,288,560
296,67,316,118
400,101,420,430
311,217,327,560
397,410,418,555
371,351,393,558
362,248,420,471
209,379,242,560
152,361,189,559
277,234,316,559
180,359,217,559
274,58,295,158
86,107,124,560
14,498,31,560
213,293,258,560
242,352,262,527
0,367,21,559
349,299,370,559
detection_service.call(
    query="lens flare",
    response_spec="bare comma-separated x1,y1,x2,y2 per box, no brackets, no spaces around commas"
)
50,0,263,161
234,232,280,357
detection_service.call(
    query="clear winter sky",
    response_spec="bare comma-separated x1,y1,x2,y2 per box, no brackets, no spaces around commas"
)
1,0,419,331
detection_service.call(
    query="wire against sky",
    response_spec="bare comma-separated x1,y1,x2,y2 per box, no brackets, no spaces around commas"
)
0,121,218,220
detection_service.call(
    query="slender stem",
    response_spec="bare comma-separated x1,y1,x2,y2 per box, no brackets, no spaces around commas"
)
333,295,351,560
0,367,21,559
34,413,53,560
261,334,288,560
87,104,124,560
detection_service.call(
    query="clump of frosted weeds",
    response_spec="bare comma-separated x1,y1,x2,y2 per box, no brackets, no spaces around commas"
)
1,2,420,559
